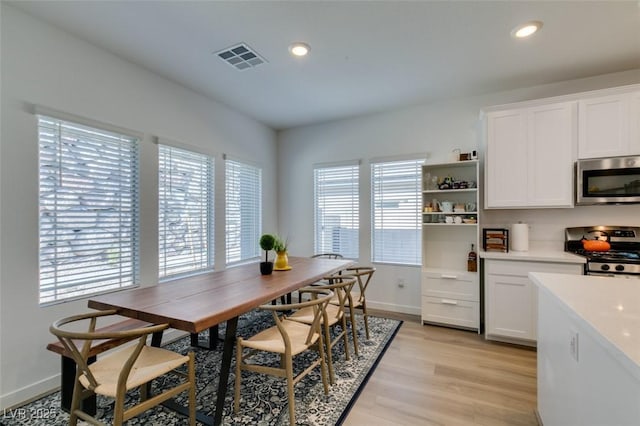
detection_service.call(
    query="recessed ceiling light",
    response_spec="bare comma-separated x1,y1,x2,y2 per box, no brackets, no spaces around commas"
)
289,42,310,57
512,21,543,38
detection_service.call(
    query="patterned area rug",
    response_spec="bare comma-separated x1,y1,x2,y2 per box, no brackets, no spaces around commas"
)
4,312,401,425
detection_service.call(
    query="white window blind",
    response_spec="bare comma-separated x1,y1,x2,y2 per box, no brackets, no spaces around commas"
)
38,115,139,305
371,158,423,265
158,145,214,278
225,157,262,265
314,163,359,259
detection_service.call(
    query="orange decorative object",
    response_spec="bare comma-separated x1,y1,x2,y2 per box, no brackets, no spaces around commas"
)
581,239,611,252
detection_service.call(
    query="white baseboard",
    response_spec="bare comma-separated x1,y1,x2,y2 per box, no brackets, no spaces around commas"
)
367,301,421,316
0,375,59,411
0,328,188,411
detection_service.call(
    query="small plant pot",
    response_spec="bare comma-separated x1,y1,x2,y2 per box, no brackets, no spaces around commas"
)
260,261,274,275
274,251,289,270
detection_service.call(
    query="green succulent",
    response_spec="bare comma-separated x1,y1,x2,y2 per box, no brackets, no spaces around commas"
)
273,236,288,253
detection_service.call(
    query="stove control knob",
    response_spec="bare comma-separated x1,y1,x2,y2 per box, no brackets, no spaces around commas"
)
601,264,610,271
615,265,625,272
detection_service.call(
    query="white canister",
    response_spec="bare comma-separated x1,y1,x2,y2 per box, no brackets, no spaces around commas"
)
511,223,529,251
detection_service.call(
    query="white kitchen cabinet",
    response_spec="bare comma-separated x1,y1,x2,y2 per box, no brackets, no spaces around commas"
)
421,160,480,331
485,109,527,207
484,259,582,345
485,101,576,209
578,91,640,159
631,91,640,154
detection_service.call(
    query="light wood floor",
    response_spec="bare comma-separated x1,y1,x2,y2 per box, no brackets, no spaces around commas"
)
343,311,538,426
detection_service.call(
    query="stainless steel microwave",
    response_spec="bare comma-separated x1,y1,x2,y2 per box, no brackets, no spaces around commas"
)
576,155,640,205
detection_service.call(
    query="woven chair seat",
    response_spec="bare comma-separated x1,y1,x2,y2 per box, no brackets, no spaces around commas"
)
79,345,190,398
289,303,342,326
240,319,320,355
330,294,363,309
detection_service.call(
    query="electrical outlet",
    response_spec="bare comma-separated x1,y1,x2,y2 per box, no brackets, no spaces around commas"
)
569,330,579,362
397,278,405,288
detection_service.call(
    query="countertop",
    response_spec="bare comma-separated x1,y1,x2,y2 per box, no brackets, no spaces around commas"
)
530,272,640,379
479,241,586,264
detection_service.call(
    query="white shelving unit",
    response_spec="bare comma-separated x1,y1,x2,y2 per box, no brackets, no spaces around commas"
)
421,160,480,331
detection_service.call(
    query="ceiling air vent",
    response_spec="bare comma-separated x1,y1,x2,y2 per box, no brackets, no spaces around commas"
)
215,43,267,71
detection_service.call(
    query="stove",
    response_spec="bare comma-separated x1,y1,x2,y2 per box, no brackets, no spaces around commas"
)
565,226,640,277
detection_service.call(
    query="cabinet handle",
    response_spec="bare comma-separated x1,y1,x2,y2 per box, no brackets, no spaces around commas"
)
441,299,458,305
441,274,458,280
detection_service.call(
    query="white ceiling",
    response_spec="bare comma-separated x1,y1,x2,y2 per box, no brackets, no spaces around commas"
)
9,1,640,130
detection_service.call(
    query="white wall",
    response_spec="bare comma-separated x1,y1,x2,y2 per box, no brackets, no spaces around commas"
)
0,4,277,408
277,69,640,315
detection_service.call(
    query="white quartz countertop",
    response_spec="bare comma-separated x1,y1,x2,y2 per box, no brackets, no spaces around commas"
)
479,241,585,264
530,272,640,379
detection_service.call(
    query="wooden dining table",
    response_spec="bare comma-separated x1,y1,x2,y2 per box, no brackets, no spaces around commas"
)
88,256,353,425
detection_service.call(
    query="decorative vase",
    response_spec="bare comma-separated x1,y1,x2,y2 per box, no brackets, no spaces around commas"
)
260,261,273,275
274,251,290,270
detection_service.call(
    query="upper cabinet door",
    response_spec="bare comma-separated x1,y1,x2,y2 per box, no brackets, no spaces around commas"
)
527,102,576,207
578,93,631,159
486,109,528,208
631,91,640,156
485,102,576,209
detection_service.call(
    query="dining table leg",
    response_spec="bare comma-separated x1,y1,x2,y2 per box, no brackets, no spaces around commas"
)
152,320,236,425
151,329,164,347
190,325,219,350
213,316,238,425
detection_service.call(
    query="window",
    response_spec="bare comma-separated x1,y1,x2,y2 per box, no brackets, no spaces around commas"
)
371,158,423,265
38,115,139,304
314,163,359,258
225,157,262,265
158,144,214,278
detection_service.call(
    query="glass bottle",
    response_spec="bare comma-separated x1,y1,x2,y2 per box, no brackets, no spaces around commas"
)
467,243,477,272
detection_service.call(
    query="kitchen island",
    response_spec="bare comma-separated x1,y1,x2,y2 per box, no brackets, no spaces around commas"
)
530,272,640,426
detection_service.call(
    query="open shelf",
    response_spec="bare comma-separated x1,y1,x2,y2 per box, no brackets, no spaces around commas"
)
421,159,480,332
422,223,478,227
422,211,478,215
422,188,477,194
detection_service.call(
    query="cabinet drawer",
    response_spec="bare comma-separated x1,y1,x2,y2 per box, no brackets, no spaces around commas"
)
421,296,479,330
422,271,479,301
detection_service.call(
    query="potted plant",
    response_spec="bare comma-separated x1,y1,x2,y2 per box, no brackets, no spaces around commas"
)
259,234,275,275
273,236,290,270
